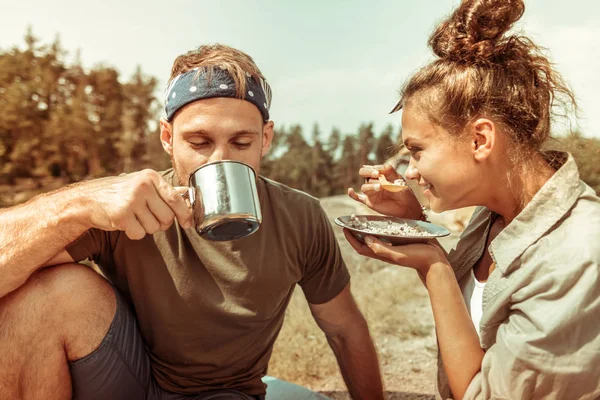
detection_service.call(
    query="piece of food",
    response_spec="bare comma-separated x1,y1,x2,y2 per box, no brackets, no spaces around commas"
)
348,214,431,237
378,175,408,192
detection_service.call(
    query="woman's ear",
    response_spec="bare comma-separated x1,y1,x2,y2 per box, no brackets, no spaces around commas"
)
160,118,174,157
470,118,495,162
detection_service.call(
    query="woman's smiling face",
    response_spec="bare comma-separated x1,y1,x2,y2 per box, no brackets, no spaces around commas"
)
401,103,481,213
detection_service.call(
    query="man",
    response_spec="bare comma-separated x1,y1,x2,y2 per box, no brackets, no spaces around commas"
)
0,44,384,399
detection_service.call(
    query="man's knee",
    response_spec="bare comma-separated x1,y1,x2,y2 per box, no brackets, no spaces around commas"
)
3,263,115,314
35,263,114,303
0,263,117,360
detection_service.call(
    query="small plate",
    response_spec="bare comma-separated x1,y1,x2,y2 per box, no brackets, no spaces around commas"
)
335,214,450,246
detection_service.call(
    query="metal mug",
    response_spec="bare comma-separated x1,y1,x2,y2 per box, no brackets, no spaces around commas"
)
184,160,262,241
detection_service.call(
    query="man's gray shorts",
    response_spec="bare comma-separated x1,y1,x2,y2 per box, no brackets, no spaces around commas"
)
68,287,329,400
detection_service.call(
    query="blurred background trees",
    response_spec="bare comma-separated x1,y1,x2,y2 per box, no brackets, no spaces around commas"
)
0,29,163,187
1,30,598,208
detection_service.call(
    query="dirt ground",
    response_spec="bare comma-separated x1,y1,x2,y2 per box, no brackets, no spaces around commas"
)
269,195,474,399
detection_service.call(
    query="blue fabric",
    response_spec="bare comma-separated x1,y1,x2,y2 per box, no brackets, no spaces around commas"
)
165,68,272,122
262,377,331,400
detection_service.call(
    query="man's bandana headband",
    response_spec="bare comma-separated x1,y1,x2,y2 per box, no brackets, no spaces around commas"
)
164,67,272,122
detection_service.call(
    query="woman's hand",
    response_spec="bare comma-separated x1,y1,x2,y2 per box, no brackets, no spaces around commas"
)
343,228,448,280
348,164,423,220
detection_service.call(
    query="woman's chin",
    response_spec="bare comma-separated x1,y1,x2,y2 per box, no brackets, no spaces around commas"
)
424,191,442,214
428,198,452,214
429,205,444,214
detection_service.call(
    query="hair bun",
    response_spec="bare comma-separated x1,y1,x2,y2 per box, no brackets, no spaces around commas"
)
429,0,525,63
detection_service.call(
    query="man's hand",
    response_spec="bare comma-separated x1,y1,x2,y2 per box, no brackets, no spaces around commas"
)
76,169,193,240
348,164,422,220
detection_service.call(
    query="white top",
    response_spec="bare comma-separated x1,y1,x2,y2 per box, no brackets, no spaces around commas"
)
460,269,486,338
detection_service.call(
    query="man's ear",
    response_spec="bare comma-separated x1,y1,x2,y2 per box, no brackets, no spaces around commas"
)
261,121,275,158
470,118,495,162
160,118,174,157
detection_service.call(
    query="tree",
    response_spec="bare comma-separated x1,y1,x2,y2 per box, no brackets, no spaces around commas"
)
328,127,341,159
375,124,396,164
120,66,158,172
0,29,161,183
358,122,375,166
260,125,287,179
335,134,360,194
84,66,123,174
277,124,312,192
0,28,52,181
309,123,334,197
145,123,171,172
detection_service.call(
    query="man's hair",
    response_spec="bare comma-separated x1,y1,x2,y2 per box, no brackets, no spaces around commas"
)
168,44,267,99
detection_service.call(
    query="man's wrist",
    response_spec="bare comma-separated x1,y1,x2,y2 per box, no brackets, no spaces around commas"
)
50,185,93,236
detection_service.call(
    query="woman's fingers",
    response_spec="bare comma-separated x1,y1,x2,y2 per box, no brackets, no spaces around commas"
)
344,229,374,255
366,236,444,271
359,166,382,179
348,188,378,210
344,229,439,271
360,164,402,182
360,183,381,195
347,188,367,203
364,235,397,259
342,229,391,264
371,163,404,183
365,235,427,268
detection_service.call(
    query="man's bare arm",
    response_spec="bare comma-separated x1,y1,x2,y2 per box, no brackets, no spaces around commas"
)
0,186,88,297
309,284,385,400
0,170,193,299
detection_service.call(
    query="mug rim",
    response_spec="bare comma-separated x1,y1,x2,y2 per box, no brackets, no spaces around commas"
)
187,160,257,183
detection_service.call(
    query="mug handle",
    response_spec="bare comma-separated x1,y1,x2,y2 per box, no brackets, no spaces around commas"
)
177,187,195,207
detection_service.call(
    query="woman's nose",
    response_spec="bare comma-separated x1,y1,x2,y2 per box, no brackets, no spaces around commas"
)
404,161,420,181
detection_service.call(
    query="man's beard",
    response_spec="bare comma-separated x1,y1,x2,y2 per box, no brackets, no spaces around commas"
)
170,155,188,187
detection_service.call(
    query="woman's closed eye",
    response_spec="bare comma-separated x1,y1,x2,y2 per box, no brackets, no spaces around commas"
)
408,146,422,157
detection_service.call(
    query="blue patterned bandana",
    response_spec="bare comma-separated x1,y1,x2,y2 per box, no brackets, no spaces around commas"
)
164,68,272,122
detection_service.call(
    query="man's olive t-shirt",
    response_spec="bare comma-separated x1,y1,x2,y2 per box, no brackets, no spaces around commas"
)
65,170,350,396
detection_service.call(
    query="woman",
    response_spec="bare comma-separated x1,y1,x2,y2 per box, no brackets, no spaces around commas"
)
345,0,600,399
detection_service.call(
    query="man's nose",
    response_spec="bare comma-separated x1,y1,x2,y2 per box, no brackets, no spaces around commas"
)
208,146,230,163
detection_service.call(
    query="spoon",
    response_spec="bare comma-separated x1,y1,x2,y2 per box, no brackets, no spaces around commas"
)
378,175,409,192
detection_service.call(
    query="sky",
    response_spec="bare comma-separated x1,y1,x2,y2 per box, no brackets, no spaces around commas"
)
2,0,599,139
